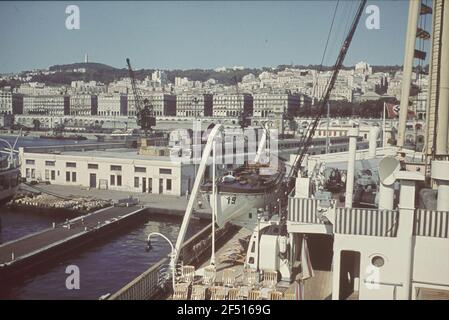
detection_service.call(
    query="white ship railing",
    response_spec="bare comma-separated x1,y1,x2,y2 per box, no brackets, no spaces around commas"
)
108,223,234,300
414,209,449,238
334,207,399,237
288,197,335,224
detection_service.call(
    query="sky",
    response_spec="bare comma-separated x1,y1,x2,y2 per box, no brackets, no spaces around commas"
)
0,1,415,74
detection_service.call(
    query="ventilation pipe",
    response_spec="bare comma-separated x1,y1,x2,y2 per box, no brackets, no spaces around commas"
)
345,127,359,208
439,2,449,155
431,161,449,211
368,126,380,158
378,156,400,210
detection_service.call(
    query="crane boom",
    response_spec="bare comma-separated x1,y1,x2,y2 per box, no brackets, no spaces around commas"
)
126,58,156,135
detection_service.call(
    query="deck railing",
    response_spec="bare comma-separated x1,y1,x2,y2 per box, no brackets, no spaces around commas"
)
288,197,335,224
414,209,449,238
108,223,234,300
334,207,399,237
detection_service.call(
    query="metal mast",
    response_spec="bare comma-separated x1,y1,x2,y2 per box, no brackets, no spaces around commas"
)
287,0,367,192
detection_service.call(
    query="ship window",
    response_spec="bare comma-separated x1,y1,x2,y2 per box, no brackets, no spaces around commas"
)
26,159,35,165
371,256,385,268
66,162,76,168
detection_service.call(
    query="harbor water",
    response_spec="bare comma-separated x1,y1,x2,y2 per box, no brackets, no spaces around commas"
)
0,135,206,300
0,207,207,299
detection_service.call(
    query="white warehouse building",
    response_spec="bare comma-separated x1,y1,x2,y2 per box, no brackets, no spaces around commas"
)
19,147,195,196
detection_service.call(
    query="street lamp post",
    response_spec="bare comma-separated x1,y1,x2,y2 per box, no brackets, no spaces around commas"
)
146,232,177,291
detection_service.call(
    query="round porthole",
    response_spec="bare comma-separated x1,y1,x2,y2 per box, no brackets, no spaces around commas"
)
371,255,385,268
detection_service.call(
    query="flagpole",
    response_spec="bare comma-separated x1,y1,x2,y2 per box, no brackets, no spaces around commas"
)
383,102,386,149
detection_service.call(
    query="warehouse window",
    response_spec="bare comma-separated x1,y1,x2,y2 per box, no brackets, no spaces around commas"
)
111,165,122,171
72,172,77,183
166,179,172,191
135,167,146,173
88,163,99,169
45,161,55,166
26,159,35,165
159,168,172,175
66,162,76,168
117,175,122,186
134,177,139,188
66,172,71,182
110,175,115,186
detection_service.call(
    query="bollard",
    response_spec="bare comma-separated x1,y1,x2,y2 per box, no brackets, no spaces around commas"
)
11,252,14,261
52,222,56,229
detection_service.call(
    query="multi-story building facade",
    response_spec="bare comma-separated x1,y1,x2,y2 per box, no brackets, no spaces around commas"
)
0,91,24,114
176,93,213,117
128,93,176,117
212,93,253,117
69,94,98,116
20,146,195,196
23,95,70,116
97,93,127,116
70,80,106,94
253,93,301,117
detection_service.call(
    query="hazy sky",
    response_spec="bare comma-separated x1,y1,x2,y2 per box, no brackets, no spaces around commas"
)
0,1,418,73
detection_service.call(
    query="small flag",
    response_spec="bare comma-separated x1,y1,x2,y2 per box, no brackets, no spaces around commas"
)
386,103,416,119
386,103,400,118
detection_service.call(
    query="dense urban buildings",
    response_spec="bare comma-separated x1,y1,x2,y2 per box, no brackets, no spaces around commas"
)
0,61,428,122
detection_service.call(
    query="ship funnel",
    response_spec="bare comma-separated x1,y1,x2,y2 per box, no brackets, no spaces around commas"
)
378,156,400,210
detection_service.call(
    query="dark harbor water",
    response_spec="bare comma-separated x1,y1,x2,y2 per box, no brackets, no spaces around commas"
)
0,207,206,300
0,135,206,300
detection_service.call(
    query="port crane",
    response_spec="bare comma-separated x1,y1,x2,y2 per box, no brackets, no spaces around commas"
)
126,58,156,135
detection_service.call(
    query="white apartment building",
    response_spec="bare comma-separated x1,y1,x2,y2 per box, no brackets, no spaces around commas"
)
151,70,168,84
23,95,70,116
253,93,300,117
97,93,128,116
176,94,213,117
128,93,176,117
17,83,64,96
0,91,23,114
69,94,98,116
212,93,253,117
70,80,106,94
20,147,195,196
